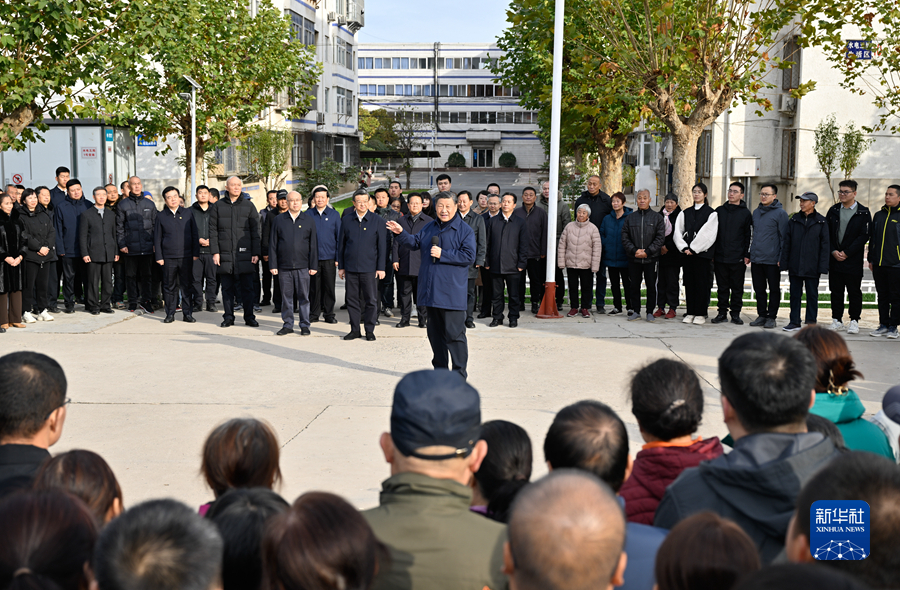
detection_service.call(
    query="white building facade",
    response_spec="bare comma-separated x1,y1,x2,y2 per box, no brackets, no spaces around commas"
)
358,42,545,170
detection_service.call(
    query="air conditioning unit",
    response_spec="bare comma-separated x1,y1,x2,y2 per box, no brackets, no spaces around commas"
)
327,11,336,21
336,16,347,25
316,112,325,125
779,94,797,114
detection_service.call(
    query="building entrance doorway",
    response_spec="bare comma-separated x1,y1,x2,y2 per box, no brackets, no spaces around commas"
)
473,148,493,168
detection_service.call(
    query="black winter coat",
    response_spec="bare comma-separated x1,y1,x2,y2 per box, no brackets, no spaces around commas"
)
261,208,284,257
116,194,158,256
19,207,57,265
622,208,666,263
393,213,433,276
209,197,260,275
574,190,613,231
54,196,93,257
338,210,387,273
154,207,200,261
79,208,118,263
461,210,487,279
513,204,548,259
780,211,830,278
486,213,528,275
658,207,682,268
0,212,27,293
190,202,213,254
868,204,900,267
378,207,402,267
826,202,871,275
714,201,753,264
269,211,318,271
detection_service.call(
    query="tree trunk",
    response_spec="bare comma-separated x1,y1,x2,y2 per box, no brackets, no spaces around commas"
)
670,126,703,209
597,136,629,195
0,103,42,151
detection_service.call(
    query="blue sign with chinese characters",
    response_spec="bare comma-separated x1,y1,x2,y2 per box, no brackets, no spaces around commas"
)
846,40,873,60
137,135,157,147
105,129,114,142
810,500,870,561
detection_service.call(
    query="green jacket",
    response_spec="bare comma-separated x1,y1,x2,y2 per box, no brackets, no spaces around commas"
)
362,472,508,590
810,390,895,460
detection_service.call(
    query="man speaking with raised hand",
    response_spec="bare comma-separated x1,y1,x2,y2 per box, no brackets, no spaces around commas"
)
387,191,476,379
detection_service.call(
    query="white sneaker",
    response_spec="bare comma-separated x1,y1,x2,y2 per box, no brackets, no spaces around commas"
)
38,309,54,322
846,320,859,334
22,311,36,324
827,319,843,331
693,315,706,325
682,315,695,324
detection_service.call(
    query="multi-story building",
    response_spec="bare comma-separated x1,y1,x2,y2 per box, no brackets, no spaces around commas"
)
358,42,544,170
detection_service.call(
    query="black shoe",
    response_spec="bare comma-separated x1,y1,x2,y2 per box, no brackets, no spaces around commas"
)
477,311,490,319
731,315,744,325
340,303,348,310
711,313,728,324
272,307,281,313
465,320,476,329
183,315,196,323
300,327,311,335
344,331,362,340
276,327,293,336
90,310,100,316
365,333,376,341
310,316,320,323
749,316,767,327
324,317,338,324
260,299,271,307
64,307,75,314
0,326,5,333
48,306,59,313
100,308,114,314
782,322,802,332
764,318,777,329
221,319,234,327
418,322,426,328
596,306,607,314
163,315,175,323
375,319,380,325
489,319,502,327
245,319,259,327
509,320,518,328
396,320,410,328
206,303,217,313
193,301,203,311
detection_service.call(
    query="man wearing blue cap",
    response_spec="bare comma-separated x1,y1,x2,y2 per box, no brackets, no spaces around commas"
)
363,369,507,590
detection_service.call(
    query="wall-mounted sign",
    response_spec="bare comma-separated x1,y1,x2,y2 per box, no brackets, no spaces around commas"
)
137,136,157,147
846,40,873,60
81,147,98,159
105,129,114,142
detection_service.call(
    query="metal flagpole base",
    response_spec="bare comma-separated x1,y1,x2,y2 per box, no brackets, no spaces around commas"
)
536,282,562,318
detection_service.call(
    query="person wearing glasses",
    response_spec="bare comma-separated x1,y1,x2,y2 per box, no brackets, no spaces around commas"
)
748,184,789,329
711,182,753,325
825,180,871,335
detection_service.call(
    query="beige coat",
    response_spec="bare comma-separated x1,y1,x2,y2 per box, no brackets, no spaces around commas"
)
557,219,602,272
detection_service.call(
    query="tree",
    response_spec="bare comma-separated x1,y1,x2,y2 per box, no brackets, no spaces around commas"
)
493,0,646,194
813,114,841,203
393,108,430,189
587,0,818,207
241,127,293,191
839,121,873,182
96,0,321,193
0,0,134,151
359,108,397,150
293,158,350,199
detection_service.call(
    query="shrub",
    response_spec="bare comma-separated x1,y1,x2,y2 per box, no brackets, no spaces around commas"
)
498,152,517,168
447,152,466,167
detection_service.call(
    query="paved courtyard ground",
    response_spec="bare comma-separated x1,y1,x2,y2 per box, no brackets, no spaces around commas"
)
2,290,898,512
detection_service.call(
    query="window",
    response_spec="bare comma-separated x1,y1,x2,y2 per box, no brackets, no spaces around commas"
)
420,58,428,69
334,135,345,164
377,85,385,96
410,58,418,69
393,57,400,69
365,57,373,69
374,57,382,68
439,84,448,96
358,57,365,70
291,133,303,167
386,84,394,95
324,35,329,62
335,87,352,116
445,58,452,69
514,112,523,124
324,88,329,112
472,57,480,69
404,84,412,96
424,85,433,96
401,57,409,69
783,37,800,90
304,18,315,46
383,57,392,69
463,57,471,69
414,85,422,96
781,129,797,179
427,57,434,69
336,38,352,69
309,84,318,111
287,11,303,41
453,58,462,69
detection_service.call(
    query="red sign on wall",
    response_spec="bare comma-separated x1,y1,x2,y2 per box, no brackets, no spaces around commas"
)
81,147,98,159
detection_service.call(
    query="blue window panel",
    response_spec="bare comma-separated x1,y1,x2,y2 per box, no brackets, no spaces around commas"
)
378,85,385,96
393,57,400,69
358,57,365,69
404,84,412,95
366,57,373,69
375,58,382,68
401,57,409,69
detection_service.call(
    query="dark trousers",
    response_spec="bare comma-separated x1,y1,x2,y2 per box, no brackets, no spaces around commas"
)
151,261,163,304
47,261,58,309
310,259,337,320
872,265,900,328
789,274,820,325
279,269,311,329
85,261,113,312
399,275,425,323
125,254,154,309
261,259,272,303
628,261,658,314
379,264,395,310
608,266,632,311
346,271,378,334
466,277,476,322
715,261,746,315
112,260,125,304
53,259,64,306
492,273,521,321
23,261,50,313
683,256,713,317
193,253,217,305
518,257,546,311
566,268,593,310
657,264,680,310
427,307,468,379
594,264,608,310
163,258,194,317
221,273,255,322
479,267,493,315
829,271,863,321
61,256,87,309
554,265,566,307
251,261,261,306
751,263,781,319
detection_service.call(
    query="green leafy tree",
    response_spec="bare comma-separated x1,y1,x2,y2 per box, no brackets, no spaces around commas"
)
839,121,873,182
359,108,397,150
494,0,646,194
241,127,294,191
96,0,321,192
293,158,350,199
0,0,133,150
587,0,818,207
814,114,841,203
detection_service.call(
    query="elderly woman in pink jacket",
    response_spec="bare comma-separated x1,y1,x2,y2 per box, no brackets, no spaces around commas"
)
558,203,603,318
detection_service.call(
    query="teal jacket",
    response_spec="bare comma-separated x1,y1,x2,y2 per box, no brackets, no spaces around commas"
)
810,390,895,460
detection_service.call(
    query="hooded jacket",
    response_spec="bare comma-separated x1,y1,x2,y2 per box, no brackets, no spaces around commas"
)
654,432,840,563
622,207,666,264
116,193,157,256
749,199,789,265
810,390,894,459
714,201,753,263
868,203,900,267
599,207,632,268
557,219,602,272
209,195,261,275
19,206,57,265
619,438,724,526
780,210,830,278
826,202,871,275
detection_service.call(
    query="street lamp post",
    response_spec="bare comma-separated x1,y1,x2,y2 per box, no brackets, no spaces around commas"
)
183,75,202,205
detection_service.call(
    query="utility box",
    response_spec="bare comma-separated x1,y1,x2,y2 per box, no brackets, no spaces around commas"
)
731,157,761,177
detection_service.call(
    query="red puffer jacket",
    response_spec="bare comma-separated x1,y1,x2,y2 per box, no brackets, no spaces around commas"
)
620,437,724,525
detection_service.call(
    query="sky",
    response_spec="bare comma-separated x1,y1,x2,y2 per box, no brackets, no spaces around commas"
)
356,0,511,44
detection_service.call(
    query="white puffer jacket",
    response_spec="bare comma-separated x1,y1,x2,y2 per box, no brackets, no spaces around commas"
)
557,220,602,272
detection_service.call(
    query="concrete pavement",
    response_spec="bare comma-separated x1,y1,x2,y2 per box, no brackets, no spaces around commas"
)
2,294,898,511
